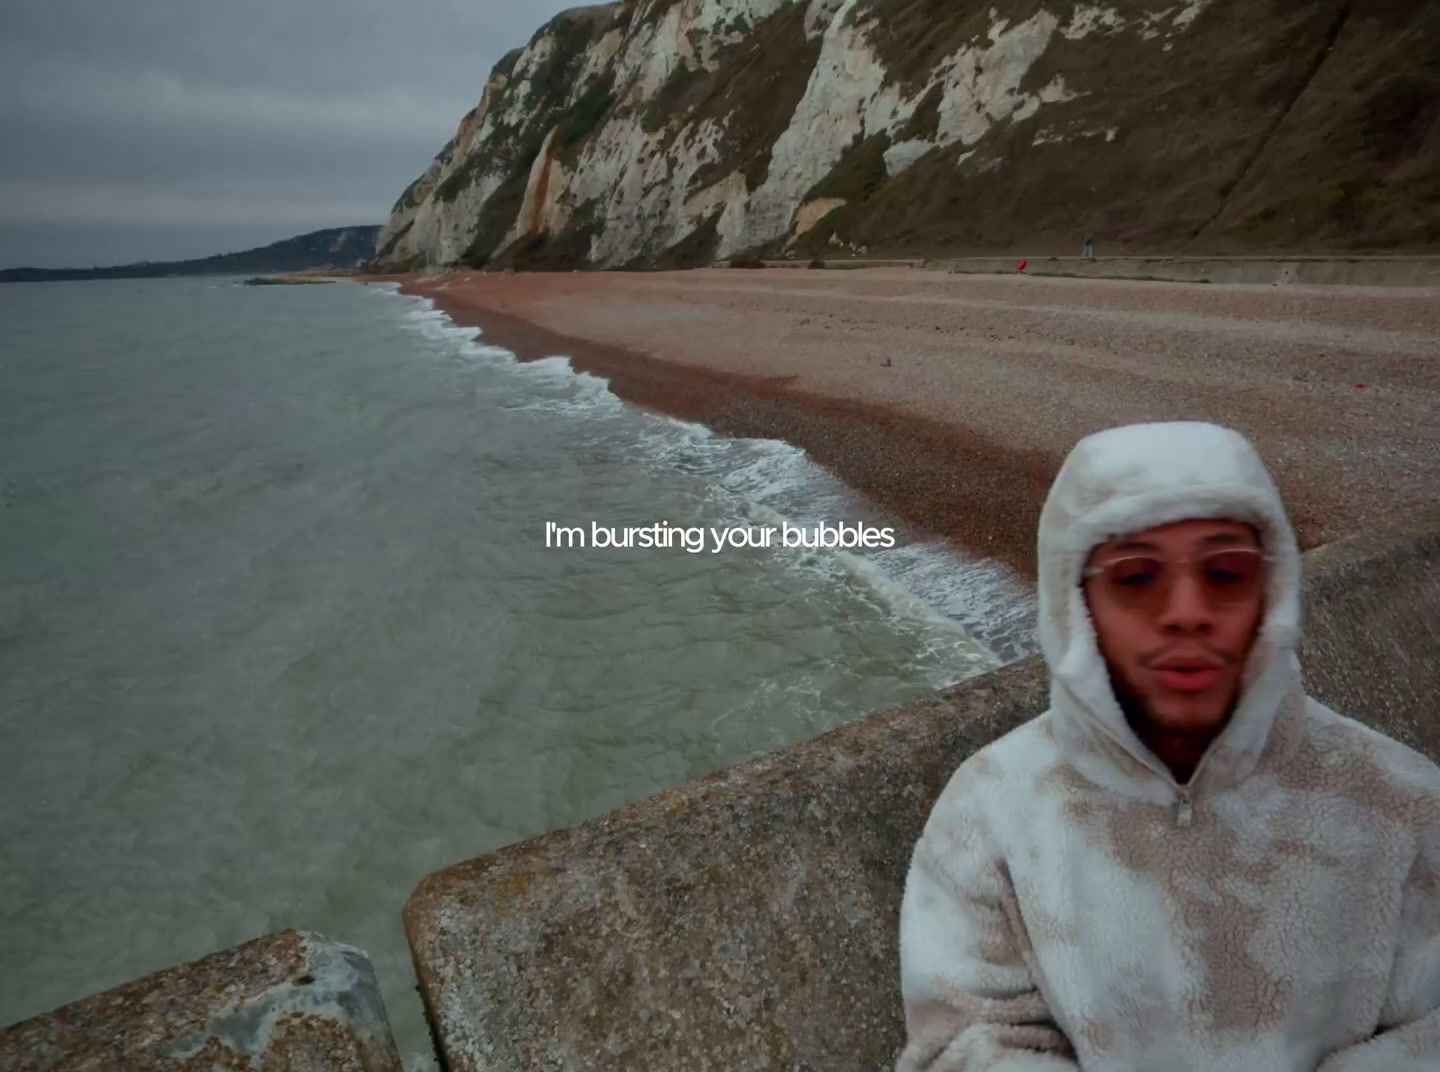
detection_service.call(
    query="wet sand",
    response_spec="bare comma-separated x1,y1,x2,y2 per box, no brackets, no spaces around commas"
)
376,268,1440,578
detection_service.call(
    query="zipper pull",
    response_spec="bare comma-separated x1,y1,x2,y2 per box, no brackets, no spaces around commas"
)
1175,790,1194,828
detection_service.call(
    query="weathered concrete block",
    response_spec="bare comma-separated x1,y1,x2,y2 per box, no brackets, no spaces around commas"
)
405,659,1049,1072
0,930,403,1072
1301,508,1440,753
405,515,1440,1072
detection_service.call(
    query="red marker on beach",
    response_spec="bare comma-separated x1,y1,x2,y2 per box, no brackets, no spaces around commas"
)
1355,383,1365,389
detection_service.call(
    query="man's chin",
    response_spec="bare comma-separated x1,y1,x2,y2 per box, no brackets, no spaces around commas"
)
1112,671,1237,742
1142,694,1232,737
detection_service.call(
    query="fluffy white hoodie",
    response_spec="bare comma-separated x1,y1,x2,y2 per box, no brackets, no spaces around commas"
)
897,422,1440,1071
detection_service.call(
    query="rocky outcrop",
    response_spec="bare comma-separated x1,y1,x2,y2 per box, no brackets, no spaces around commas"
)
372,0,1440,271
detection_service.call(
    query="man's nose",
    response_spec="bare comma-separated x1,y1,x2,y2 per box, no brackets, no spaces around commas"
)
1158,569,1214,632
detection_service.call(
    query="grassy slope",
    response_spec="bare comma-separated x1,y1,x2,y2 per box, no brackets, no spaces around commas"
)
797,0,1440,257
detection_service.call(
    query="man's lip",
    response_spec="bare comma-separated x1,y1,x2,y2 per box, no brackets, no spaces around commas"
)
1153,659,1222,670
1153,667,1223,693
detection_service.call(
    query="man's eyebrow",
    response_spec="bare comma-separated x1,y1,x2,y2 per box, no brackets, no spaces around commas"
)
1105,539,1160,553
1100,530,1254,555
1199,531,1251,546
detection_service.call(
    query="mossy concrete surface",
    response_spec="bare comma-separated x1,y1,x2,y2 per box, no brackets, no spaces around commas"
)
0,930,403,1072
405,513,1440,1071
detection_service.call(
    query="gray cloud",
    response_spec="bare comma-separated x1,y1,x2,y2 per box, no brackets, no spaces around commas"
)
0,0,582,267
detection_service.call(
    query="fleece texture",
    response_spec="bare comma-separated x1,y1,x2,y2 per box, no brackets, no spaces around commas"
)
897,422,1440,1071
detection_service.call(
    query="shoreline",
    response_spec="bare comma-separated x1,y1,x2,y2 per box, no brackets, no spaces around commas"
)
368,267,1440,582
378,274,1056,580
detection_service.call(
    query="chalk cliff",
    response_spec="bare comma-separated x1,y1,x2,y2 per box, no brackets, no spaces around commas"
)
373,0,1439,270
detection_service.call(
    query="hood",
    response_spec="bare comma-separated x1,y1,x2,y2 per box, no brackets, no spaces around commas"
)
1036,421,1303,800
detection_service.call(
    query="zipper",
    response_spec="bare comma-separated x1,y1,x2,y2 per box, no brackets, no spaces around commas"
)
1067,694,1215,828
1174,788,1194,828
1172,748,1217,827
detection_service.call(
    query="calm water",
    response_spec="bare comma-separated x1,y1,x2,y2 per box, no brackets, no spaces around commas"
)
0,276,1033,1066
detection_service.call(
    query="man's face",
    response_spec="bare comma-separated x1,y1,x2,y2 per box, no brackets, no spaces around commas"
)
1083,518,1265,739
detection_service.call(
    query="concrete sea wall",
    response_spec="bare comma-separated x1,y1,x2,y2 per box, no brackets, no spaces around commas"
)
5,512,1438,1070
405,511,1440,1071
935,255,1440,287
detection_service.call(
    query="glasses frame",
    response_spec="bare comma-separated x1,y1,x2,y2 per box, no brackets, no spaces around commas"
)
1080,547,1272,607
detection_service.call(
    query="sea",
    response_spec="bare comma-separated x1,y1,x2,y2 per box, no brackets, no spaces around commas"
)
0,275,1034,1067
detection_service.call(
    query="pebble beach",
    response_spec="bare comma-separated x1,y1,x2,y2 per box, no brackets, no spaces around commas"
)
386,266,1440,578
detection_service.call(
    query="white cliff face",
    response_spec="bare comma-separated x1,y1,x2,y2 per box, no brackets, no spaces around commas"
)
803,0,847,38
374,149,447,263
720,1,1081,257
375,0,1213,269
732,0,909,256
935,12,1069,140
1063,0,1213,40
499,0,798,267
576,28,627,85
379,66,516,267
883,139,932,176
578,112,736,266
501,125,569,251
630,4,696,97
404,163,504,268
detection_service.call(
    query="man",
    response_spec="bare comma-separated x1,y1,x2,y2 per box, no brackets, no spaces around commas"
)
1082,233,1095,259
897,421,1440,1070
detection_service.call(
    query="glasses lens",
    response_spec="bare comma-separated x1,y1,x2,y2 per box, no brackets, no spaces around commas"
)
1201,549,1264,602
1095,550,1264,609
1102,556,1165,607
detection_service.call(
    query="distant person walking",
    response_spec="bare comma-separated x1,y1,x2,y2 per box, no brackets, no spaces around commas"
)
1083,232,1096,259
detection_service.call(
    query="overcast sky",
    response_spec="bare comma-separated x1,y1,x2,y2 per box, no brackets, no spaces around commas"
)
0,1,580,268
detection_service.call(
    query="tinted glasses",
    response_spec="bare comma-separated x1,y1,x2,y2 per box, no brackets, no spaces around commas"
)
1082,547,1267,612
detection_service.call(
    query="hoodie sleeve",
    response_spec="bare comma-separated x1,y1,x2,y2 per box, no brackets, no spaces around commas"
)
1317,820,1440,1071
896,779,1079,1072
